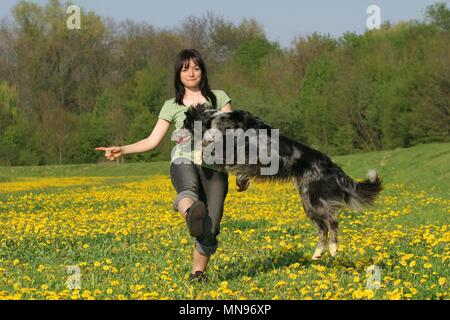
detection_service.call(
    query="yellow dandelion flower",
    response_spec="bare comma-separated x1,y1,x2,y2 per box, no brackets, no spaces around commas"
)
275,281,287,288
110,280,119,286
352,289,365,299
364,289,375,299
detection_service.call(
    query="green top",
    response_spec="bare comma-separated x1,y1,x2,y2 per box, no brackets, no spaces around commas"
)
158,89,231,169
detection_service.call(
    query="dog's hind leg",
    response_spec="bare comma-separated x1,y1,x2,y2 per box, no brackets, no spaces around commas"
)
311,218,328,260
299,185,328,260
325,215,339,257
300,178,336,260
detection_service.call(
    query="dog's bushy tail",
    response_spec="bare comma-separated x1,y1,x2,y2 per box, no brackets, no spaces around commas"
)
340,169,383,211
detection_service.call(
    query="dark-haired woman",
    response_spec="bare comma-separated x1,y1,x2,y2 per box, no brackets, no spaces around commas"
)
95,49,232,281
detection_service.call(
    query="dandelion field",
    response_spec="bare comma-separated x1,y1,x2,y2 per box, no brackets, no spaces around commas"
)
0,143,448,300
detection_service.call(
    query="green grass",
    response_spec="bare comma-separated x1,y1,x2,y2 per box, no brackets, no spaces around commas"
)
0,161,170,179
2,142,448,191
0,142,448,300
332,142,450,198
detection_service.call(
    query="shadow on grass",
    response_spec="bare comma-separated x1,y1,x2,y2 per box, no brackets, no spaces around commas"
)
214,248,382,281
216,249,312,281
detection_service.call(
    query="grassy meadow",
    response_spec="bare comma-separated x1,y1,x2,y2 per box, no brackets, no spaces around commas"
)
0,143,448,300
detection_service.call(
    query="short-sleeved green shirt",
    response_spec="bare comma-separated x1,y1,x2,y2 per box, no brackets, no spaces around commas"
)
158,89,231,169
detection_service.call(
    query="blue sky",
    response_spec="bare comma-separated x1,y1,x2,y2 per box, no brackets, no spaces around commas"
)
0,0,441,47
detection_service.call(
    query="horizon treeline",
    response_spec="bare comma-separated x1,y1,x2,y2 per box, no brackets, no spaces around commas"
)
0,0,449,166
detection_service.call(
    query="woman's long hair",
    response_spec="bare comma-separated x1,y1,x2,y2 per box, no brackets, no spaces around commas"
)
174,49,217,108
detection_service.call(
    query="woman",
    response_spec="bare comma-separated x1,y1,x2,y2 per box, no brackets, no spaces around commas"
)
95,49,232,281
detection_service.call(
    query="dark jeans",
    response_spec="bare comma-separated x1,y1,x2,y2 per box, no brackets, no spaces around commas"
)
170,159,229,257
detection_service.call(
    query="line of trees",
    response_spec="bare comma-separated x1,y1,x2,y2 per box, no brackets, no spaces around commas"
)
0,0,448,165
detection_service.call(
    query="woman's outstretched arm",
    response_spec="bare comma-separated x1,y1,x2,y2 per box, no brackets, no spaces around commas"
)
95,118,171,160
121,118,171,155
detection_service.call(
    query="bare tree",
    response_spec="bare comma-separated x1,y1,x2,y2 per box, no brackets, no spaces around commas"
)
0,18,17,84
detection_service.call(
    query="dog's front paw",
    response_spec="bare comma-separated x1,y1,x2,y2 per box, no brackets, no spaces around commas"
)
311,246,324,260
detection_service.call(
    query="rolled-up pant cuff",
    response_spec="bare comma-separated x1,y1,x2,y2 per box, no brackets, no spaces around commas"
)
195,240,218,257
172,190,199,212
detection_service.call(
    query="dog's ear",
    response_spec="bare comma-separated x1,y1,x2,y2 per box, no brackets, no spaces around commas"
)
196,103,206,113
184,106,196,122
184,104,207,120
181,106,193,131
190,103,206,115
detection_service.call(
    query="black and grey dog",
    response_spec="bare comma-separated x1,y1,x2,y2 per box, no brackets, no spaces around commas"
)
182,105,383,260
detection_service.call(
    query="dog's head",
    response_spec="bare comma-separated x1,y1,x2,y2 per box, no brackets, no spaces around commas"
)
182,103,216,134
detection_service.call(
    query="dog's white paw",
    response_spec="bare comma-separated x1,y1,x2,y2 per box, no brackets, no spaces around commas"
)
329,243,338,257
311,247,324,260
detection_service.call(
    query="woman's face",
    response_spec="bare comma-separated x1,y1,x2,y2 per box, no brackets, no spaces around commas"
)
180,58,202,89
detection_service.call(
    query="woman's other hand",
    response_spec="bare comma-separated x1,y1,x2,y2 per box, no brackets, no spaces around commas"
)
172,129,192,144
